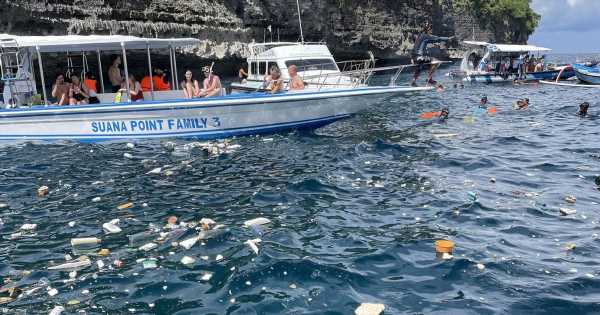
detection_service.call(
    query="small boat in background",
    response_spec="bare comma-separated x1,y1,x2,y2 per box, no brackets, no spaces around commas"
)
451,41,574,83
572,63,600,85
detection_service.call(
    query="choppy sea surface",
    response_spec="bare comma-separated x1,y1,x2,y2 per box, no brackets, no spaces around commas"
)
1,58,600,315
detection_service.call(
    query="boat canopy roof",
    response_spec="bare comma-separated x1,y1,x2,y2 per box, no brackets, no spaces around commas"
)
0,34,200,53
248,42,333,60
463,41,551,53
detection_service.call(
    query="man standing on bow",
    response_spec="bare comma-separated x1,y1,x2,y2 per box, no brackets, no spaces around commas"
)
411,22,454,87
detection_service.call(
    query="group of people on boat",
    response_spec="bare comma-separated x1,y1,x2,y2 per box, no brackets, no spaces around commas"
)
51,73,100,106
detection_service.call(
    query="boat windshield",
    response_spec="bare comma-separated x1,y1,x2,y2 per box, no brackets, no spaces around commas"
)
285,59,338,72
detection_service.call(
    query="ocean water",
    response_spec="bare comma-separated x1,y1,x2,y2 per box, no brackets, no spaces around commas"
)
0,63,599,315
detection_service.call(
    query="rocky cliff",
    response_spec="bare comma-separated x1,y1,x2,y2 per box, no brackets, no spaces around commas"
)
0,0,536,61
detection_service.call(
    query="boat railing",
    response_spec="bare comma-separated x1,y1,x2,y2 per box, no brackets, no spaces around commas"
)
296,61,449,91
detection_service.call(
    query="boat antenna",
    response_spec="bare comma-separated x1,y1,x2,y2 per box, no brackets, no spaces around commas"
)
296,0,304,44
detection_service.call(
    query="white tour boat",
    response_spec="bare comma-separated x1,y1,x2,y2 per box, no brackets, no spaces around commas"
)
450,41,574,83
0,34,433,141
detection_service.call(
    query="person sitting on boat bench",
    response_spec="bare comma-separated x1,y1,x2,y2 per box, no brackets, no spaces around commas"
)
141,68,171,92
83,72,100,104
108,55,123,93
262,65,279,89
287,65,305,91
51,74,71,106
410,22,454,86
181,69,200,98
118,74,144,102
199,66,222,97
268,69,284,94
69,75,89,105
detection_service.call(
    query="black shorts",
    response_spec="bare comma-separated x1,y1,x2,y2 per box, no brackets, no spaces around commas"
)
111,85,121,93
73,93,86,101
414,56,432,71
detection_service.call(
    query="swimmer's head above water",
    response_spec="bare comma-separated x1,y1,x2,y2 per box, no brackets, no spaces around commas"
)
439,107,449,121
579,102,590,116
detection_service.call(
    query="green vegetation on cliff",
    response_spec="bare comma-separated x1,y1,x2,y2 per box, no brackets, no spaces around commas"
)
455,0,540,40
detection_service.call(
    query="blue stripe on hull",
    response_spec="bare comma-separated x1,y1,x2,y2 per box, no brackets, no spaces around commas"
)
574,71,600,85
0,114,351,142
465,70,574,83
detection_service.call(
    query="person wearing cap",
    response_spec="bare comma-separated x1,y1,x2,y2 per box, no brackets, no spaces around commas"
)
410,22,454,87
287,65,305,91
199,65,222,97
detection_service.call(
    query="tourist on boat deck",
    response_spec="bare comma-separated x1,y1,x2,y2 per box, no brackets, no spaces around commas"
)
262,65,279,89
83,72,100,104
239,62,248,83
268,69,284,94
287,65,305,91
141,68,171,92
578,102,590,117
51,74,71,106
118,74,144,102
199,66,222,97
108,55,123,93
410,22,454,86
69,75,89,105
181,70,200,99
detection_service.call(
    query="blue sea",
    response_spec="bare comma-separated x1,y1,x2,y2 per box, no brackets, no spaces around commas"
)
0,57,599,314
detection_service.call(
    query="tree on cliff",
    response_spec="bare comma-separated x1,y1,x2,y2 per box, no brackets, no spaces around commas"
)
454,0,540,43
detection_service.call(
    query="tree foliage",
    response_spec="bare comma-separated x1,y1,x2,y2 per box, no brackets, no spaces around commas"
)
454,0,540,36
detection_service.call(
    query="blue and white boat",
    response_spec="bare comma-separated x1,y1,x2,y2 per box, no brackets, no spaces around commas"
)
451,41,574,83
0,34,431,141
572,63,600,85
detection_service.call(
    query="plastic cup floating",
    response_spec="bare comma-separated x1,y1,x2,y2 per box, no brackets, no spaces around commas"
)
435,239,455,254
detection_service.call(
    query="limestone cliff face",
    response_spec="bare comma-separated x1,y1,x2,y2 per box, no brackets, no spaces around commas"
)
0,0,531,60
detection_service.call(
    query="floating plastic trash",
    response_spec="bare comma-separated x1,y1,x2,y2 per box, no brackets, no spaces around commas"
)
565,196,577,204
123,153,133,159
441,253,454,260
49,306,65,315
215,254,224,262
245,238,262,255
147,167,162,174
126,143,135,149
565,243,576,251
97,260,105,269
117,202,134,210
37,186,49,197
560,208,577,216
141,258,158,269
476,263,485,270
71,237,101,246
490,178,496,183
467,191,478,202
48,256,91,270
113,260,124,268
180,256,196,265
355,303,385,315
167,216,178,226
67,299,80,305
129,231,156,246
139,243,157,251
179,236,199,250
244,218,271,227
200,273,213,281
102,222,122,234
435,239,455,254
20,223,37,231
68,221,76,227
92,197,101,202
199,218,216,230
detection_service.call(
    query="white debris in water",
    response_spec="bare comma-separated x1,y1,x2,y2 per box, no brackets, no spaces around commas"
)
139,243,158,251
586,273,595,278
560,208,577,216
476,263,485,270
289,283,297,289
355,303,385,315
215,254,224,262
20,223,37,231
180,256,196,265
123,153,133,159
442,253,454,260
245,238,262,255
200,273,213,281
68,221,76,227
48,287,59,296
49,306,65,315
565,195,577,203
92,197,101,202
97,260,105,269
262,138,274,142
147,167,162,175
245,281,252,286
568,268,578,273
126,143,135,149
244,217,271,227
82,289,90,294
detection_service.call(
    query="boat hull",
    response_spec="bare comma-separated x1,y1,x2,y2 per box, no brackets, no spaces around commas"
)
462,69,575,83
573,64,600,85
0,86,429,141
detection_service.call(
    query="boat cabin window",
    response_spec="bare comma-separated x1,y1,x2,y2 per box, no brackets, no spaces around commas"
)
258,62,267,76
285,59,337,72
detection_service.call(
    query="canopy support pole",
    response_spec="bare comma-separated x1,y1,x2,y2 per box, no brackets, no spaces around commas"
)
121,42,130,102
96,49,105,93
146,44,155,100
172,46,179,90
35,46,48,106
169,46,175,89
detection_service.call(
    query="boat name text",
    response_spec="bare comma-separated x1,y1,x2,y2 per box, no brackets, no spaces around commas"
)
91,117,221,133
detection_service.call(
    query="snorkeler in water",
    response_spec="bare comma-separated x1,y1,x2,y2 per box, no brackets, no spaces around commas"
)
578,102,589,117
479,96,488,109
514,98,529,110
438,107,449,122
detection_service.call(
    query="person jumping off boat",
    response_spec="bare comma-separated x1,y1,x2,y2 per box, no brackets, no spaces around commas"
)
410,22,454,87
